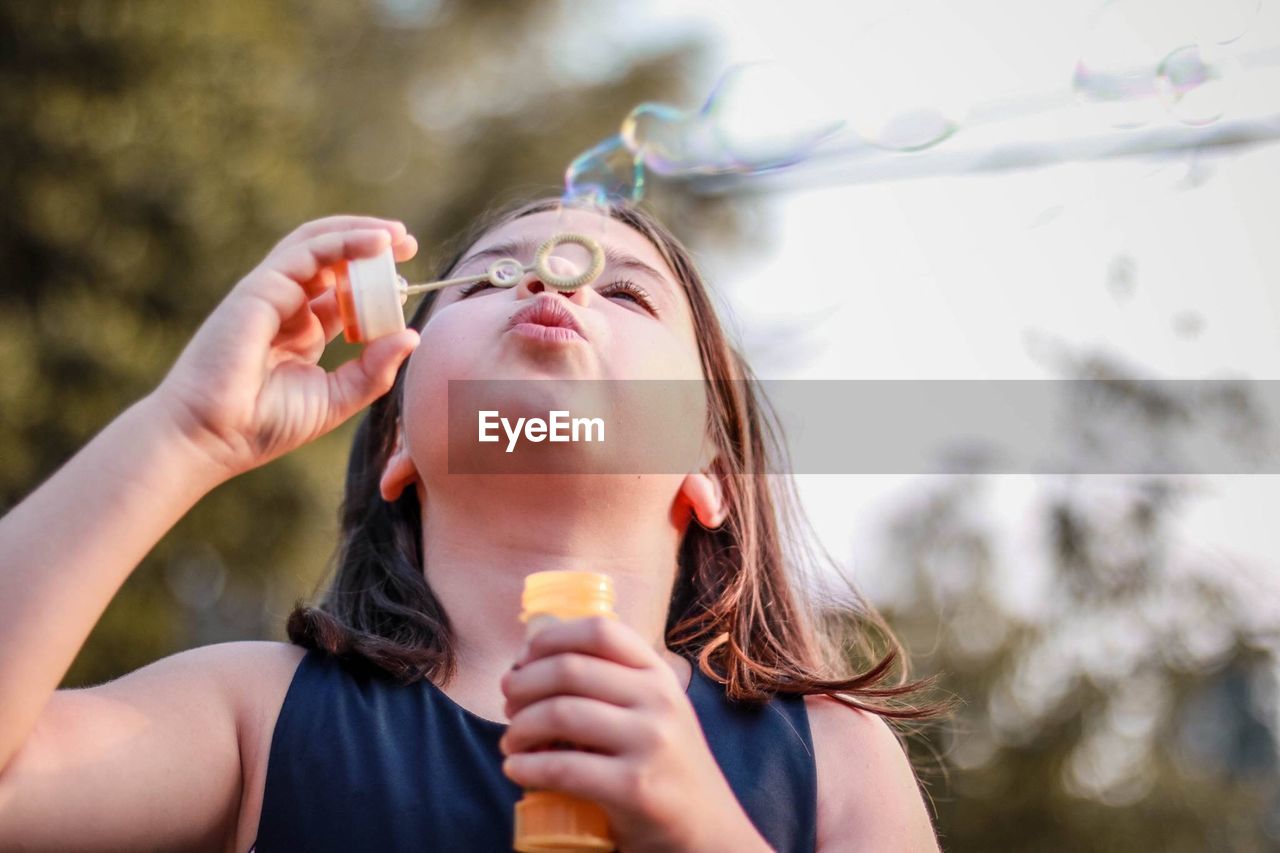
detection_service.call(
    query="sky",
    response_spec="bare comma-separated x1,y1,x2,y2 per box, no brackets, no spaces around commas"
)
556,0,1280,607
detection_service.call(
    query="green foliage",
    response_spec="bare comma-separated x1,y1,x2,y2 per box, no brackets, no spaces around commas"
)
881,361,1280,849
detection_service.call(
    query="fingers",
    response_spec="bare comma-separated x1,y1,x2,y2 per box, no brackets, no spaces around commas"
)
309,289,343,343
500,696,634,756
271,299,325,357
246,229,394,329
276,216,407,251
296,233,417,295
392,233,419,263
273,228,393,289
502,750,620,803
244,219,421,344
299,266,337,302
261,234,414,366
276,218,417,278
292,234,415,347
322,328,419,430
516,616,658,671
265,289,344,365
501,652,640,719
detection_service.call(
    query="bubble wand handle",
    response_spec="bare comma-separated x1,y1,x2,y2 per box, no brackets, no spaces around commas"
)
400,263,534,295
402,232,606,294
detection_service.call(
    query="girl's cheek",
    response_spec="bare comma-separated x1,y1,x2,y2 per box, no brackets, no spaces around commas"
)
617,330,704,382
412,317,479,382
401,331,460,465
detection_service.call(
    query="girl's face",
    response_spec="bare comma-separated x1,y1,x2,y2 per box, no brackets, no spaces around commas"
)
399,207,709,479
415,208,703,383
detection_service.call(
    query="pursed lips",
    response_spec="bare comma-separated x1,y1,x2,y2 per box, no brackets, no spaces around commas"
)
505,295,587,340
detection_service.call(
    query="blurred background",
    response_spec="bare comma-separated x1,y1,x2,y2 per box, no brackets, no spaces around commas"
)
2,0,1278,849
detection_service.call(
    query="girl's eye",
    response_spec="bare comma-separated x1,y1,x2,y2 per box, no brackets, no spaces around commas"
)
458,280,494,298
457,277,659,315
599,279,659,315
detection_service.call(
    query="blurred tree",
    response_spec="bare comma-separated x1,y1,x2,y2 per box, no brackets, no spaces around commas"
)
0,0,720,685
875,350,1280,850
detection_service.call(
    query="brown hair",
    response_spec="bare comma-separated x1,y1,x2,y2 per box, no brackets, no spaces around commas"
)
288,195,948,723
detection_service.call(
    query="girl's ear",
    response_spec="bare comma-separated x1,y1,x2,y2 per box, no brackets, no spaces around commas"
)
379,426,420,502
678,459,728,530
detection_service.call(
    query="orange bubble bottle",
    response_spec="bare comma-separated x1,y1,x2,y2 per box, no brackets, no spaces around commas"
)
514,570,618,853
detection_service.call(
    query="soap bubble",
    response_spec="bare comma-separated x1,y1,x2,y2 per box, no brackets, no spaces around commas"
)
1073,0,1256,129
1155,44,1243,126
1182,0,1260,46
832,8,978,151
1072,59,1160,130
563,135,644,206
620,102,726,175
1073,0,1170,128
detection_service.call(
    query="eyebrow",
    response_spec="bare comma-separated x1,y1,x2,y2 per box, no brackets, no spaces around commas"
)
453,237,675,293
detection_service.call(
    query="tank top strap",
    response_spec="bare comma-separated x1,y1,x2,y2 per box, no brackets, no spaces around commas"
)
685,662,818,852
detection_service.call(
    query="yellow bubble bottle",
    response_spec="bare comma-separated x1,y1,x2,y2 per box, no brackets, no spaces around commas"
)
513,570,618,853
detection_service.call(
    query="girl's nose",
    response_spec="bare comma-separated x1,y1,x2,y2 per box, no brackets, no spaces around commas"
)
523,255,584,295
543,255,581,281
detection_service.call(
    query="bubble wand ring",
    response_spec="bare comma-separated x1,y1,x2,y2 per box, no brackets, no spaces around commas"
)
531,232,606,291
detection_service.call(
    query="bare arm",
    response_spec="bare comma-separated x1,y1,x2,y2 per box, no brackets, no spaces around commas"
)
0,397,226,773
807,695,942,852
1,643,249,850
0,215,420,848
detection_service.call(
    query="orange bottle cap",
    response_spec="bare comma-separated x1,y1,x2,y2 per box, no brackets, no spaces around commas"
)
520,571,616,622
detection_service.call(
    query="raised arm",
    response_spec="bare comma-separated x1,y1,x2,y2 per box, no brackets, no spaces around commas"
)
0,216,420,849
0,394,229,772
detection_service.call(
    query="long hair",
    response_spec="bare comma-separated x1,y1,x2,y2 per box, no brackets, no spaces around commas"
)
288,196,949,722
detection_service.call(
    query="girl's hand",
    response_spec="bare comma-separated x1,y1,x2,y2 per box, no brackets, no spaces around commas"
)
151,216,421,480
499,618,773,853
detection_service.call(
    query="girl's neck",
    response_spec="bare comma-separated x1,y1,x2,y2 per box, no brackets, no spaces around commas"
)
418,478,691,718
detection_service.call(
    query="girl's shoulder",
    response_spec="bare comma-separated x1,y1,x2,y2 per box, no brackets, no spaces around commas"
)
4,640,309,853
183,641,308,853
189,638,309,676
176,640,308,723
803,694,940,851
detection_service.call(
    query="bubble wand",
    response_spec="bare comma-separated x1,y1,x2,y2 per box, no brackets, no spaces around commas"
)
334,232,606,344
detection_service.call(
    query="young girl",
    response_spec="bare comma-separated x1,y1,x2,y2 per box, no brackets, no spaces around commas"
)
0,198,944,851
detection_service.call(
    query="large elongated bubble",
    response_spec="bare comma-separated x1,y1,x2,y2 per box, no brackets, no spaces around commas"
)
625,63,844,175
562,21,1012,207
565,62,846,205
563,0,1268,205
620,103,727,175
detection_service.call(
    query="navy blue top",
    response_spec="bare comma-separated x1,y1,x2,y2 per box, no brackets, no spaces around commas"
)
253,648,817,852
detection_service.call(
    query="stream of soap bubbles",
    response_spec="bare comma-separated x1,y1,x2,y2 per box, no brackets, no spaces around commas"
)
561,0,1279,206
